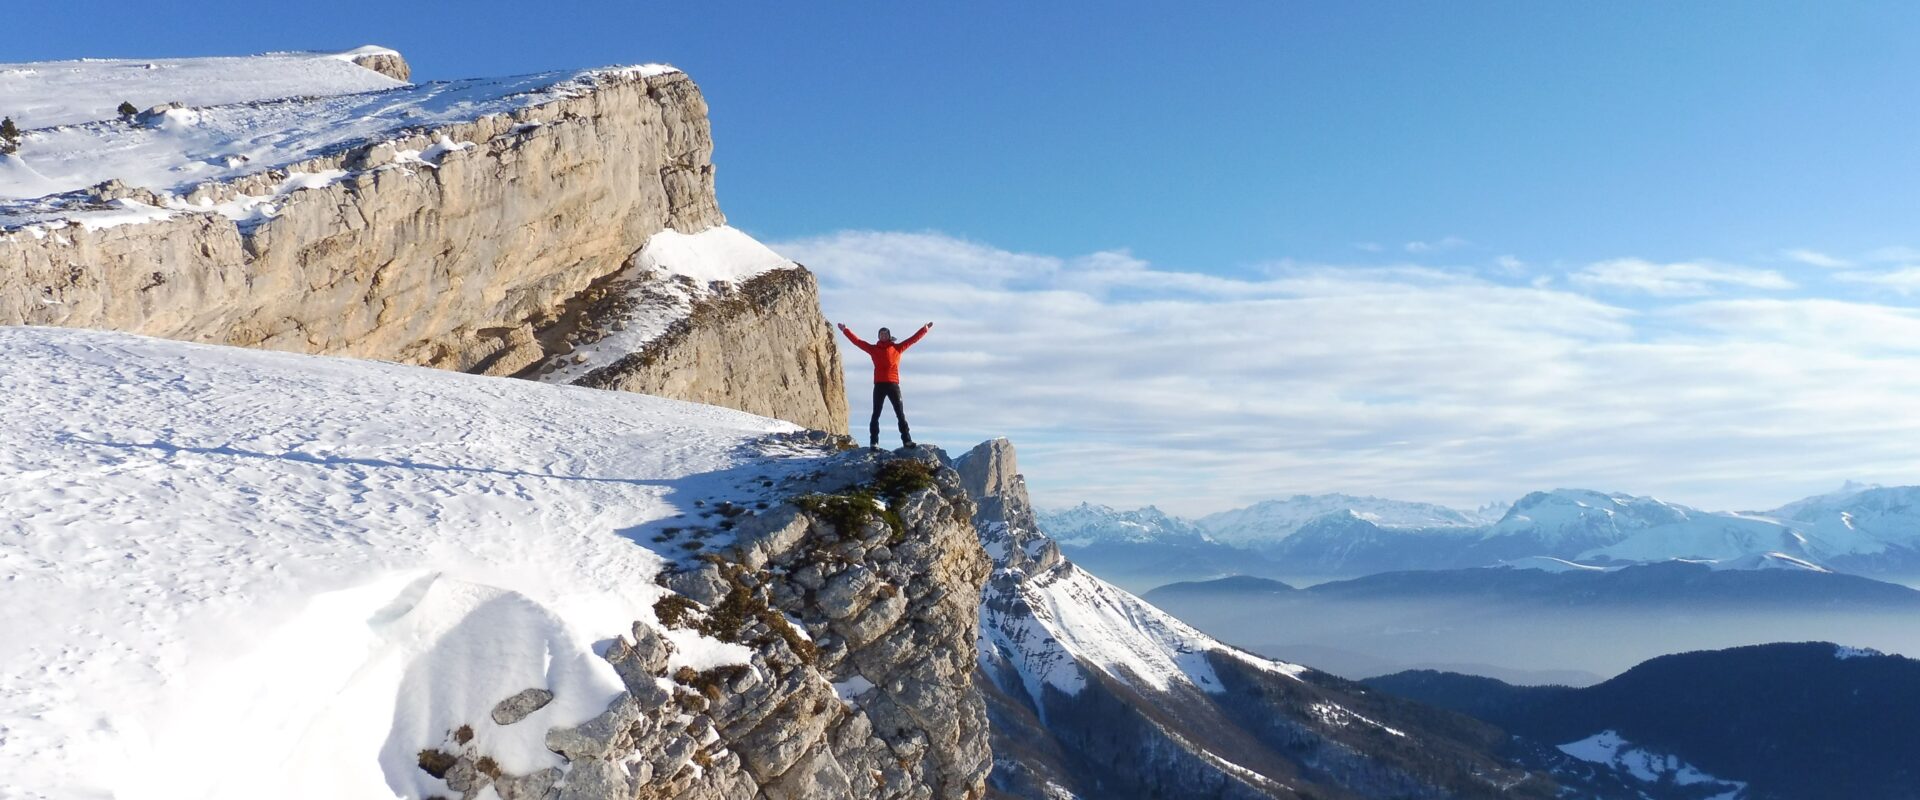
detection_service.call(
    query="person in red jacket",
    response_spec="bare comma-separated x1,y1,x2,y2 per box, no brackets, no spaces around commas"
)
838,321,932,449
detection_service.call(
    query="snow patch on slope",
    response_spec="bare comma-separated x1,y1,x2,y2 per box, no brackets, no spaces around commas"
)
1834,644,1884,660
535,226,801,385
0,327,810,800
1557,730,1745,797
1307,702,1407,738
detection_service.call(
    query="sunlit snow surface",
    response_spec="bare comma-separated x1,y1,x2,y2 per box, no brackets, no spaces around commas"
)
0,327,822,800
981,525,1306,710
0,48,677,223
0,48,408,129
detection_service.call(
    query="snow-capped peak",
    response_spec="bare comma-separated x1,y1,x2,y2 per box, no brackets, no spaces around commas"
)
1486,489,1693,543
1764,480,1885,519
1197,492,1489,547
1036,502,1211,545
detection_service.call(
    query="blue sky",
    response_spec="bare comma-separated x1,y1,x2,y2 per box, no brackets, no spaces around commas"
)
8,2,1920,514
11,2,1917,269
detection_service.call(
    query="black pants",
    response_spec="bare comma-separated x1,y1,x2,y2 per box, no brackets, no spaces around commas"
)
870,382,910,444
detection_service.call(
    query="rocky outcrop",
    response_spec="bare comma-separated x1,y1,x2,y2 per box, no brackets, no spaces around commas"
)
0,65,843,432
349,49,412,82
538,267,848,434
432,441,992,800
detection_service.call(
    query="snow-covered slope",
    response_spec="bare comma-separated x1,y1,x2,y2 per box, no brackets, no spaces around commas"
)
1556,731,1746,797
1036,503,1211,545
1487,489,1691,543
979,530,1306,708
1484,489,1802,566
0,48,673,218
1761,483,1920,559
0,327,815,799
1197,493,1494,547
0,47,407,129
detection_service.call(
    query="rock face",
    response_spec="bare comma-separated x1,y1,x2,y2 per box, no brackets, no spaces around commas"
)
0,65,844,432
956,438,1601,800
349,49,412,82
556,267,849,434
436,443,992,800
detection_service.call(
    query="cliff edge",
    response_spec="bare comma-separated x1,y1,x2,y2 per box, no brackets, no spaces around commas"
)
0,50,845,432
0,328,979,800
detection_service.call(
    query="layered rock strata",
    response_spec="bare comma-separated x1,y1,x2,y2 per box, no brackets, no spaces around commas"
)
521,263,848,434
427,441,992,800
0,65,844,431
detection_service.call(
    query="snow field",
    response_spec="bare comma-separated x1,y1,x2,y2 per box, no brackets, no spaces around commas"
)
1556,730,1745,798
0,327,820,800
0,48,408,130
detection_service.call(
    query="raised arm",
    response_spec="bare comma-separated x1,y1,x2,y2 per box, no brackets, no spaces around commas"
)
898,322,932,350
838,323,876,353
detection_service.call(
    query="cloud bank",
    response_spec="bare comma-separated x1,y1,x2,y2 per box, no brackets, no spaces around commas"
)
774,231,1920,516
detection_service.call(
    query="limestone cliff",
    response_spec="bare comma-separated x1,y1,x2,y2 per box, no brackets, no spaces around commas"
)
431,439,992,800
0,56,844,432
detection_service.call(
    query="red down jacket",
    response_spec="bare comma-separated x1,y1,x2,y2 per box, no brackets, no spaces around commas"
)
839,324,928,383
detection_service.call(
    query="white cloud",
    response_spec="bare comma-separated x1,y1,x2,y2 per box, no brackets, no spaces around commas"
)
1403,235,1469,253
1570,258,1795,296
1781,248,1850,269
1866,245,1920,263
1665,298,1920,352
1353,241,1384,253
1494,255,1526,274
775,231,1920,516
1836,267,1920,294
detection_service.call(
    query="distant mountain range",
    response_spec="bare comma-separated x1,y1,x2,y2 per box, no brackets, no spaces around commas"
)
1194,493,1502,546
1149,561,1920,610
1035,503,1286,592
1039,483,1920,584
1366,642,1920,800
958,441,1665,799
1143,563,1920,685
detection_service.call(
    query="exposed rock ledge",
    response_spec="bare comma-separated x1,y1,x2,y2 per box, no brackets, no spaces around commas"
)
526,266,849,435
0,65,843,432
347,46,412,82
427,442,992,800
